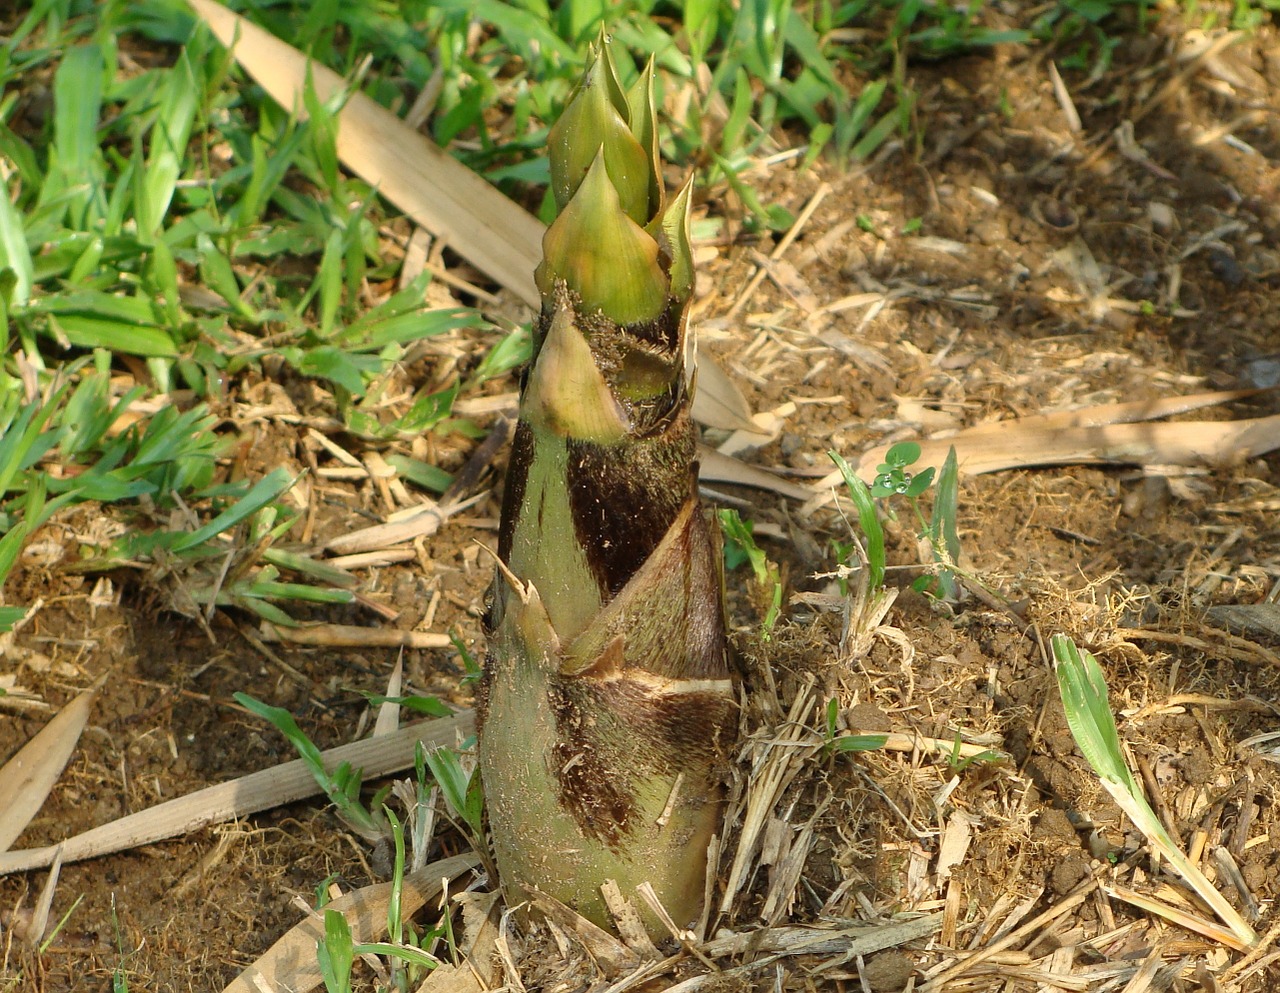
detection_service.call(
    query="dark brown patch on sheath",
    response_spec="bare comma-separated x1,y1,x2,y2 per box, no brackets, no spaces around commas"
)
497,420,535,564
548,671,737,849
566,423,696,597
548,680,633,848
473,654,493,734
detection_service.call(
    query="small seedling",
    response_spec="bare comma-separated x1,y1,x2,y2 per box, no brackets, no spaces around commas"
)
110,895,131,993
827,450,895,658
234,692,389,843
719,508,767,581
39,893,85,955
827,443,961,657
820,697,888,757
317,909,356,993
450,630,483,687
313,873,343,909
944,732,1003,775
719,508,783,637
867,442,962,599
828,450,889,592
405,748,436,874
315,808,443,993
420,743,484,845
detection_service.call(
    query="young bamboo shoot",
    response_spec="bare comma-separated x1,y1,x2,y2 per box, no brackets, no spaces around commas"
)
477,40,736,938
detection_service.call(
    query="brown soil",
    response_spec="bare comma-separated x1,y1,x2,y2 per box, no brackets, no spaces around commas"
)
5,15,1280,993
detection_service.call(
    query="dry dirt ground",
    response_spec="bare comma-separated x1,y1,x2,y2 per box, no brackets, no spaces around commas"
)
4,16,1280,993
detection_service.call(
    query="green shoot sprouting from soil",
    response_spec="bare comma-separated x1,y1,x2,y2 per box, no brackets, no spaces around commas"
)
1051,633,1259,951
420,741,485,850
868,442,962,599
316,807,447,993
829,442,962,602
478,35,736,940
235,691,479,863
821,698,889,757
234,692,391,844
719,508,783,638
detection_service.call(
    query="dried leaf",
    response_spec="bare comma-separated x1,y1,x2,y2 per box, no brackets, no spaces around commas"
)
530,890,636,973
691,353,757,431
222,853,481,993
935,811,973,884
0,712,474,875
698,446,812,502
414,891,501,993
188,0,543,305
26,845,63,947
1207,604,1280,641
899,413,1280,479
373,655,402,738
807,390,1280,513
260,622,453,649
0,679,101,852
960,388,1265,432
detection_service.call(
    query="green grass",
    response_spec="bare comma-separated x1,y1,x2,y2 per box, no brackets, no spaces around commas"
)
719,508,783,636
0,1,497,626
5,0,1273,633
315,807,449,993
829,442,961,601
1052,634,1259,949
238,693,474,989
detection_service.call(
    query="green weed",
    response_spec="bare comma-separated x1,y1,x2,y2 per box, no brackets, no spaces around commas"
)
0,6,497,629
831,442,961,601
236,690,483,859
315,808,447,993
828,450,888,594
421,742,485,847
450,630,484,687
869,442,961,599
5,0,1227,628
235,692,391,843
719,508,783,638
236,691,480,987
820,697,888,757
1052,633,1258,948
943,733,1003,775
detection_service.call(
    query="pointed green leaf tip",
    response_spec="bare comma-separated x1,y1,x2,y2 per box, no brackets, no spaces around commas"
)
523,289,631,443
538,151,668,325
649,176,694,301
548,42,650,223
626,57,663,218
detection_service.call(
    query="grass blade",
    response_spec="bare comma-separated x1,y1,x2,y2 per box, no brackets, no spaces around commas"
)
170,467,295,552
829,450,884,590
49,314,179,357
138,48,200,239
0,176,33,306
1051,634,1258,950
0,678,102,852
930,445,960,598
46,42,106,226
